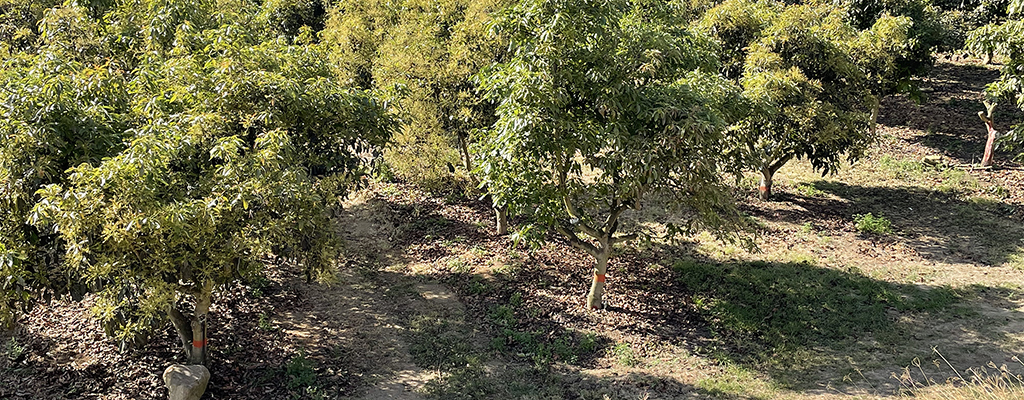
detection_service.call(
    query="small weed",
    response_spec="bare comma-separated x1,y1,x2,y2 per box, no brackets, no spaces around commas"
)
247,274,270,298
986,185,1010,199
286,349,317,390
493,260,521,278
467,245,488,258
612,342,640,367
468,276,490,295
854,213,894,235
408,316,475,372
488,305,516,327
509,292,524,308
795,183,826,197
800,222,814,234
447,258,471,273
4,337,25,362
258,313,275,331
1008,251,1024,270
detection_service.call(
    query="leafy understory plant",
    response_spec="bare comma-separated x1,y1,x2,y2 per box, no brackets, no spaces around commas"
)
854,213,895,235
475,0,745,309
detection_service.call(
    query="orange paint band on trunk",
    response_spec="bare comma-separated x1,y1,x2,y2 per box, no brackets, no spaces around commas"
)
192,339,208,348
594,274,606,283
759,186,767,191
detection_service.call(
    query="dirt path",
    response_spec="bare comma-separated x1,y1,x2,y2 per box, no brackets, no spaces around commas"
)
270,190,474,400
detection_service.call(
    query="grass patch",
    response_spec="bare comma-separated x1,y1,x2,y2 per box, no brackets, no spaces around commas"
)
611,342,640,367
876,155,979,194
697,363,777,399
284,349,331,399
486,293,602,368
408,315,476,372
675,260,962,385
795,183,827,197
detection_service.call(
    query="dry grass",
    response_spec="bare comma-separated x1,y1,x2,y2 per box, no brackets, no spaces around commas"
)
897,350,1024,400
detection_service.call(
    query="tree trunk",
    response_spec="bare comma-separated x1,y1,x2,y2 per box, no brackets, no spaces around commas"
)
458,133,472,173
869,100,880,136
979,103,998,168
982,123,997,167
758,168,774,200
189,281,213,365
495,205,508,235
586,249,610,310
169,281,214,366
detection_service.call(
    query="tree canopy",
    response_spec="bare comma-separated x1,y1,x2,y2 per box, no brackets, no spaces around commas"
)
2,0,395,365
475,0,745,308
324,0,509,189
696,0,924,199
968,0,1024,155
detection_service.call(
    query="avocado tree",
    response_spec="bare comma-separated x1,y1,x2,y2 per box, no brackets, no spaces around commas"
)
324,0,507,184
845,0,943,134
698,1,875,199
1,2,130,327
476,0,744,309
8,1,394,366
324,0,512,232
743,4,875,199
967,0,1024,161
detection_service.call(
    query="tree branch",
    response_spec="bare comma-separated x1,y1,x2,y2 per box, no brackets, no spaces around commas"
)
554,223,598,257
168,303,192,350
767,153,794,176
603,204,629,234
611,233,638,245
562,193,602,238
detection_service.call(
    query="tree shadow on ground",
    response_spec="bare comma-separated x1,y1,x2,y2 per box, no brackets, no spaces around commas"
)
745,180,1024,266
366,266,773,400
441,232,1024,395
878,60,1024,165
339,184,1023,397
808,181,1023,266
350,183,1024,396
669,258,985,391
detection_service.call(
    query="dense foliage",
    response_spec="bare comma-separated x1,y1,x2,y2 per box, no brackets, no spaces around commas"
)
476,0,745,308
696,0,938,198
324,0,509,189
2,0,395,364
0,0,986,375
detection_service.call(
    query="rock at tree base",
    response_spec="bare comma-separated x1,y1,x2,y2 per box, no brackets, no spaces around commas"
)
163,364,210,400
